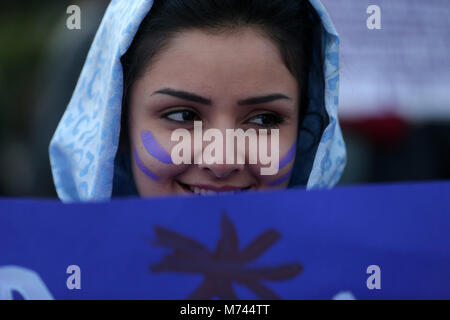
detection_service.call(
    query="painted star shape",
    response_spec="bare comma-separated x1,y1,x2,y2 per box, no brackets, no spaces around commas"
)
149,212,303,299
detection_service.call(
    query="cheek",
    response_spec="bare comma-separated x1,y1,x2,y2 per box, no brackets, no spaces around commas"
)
246,136,297,187
131,124,298,190
132,129,189,183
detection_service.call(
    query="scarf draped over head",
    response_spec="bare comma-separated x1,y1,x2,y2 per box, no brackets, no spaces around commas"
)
49,0,346,202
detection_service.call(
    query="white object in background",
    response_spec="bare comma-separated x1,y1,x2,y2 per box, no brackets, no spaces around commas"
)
332,291,357,300
0,266,54,300
322,0,450,121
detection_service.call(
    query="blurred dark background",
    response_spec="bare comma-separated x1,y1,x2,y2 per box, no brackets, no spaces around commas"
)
0,0,109,197
0,0,449,198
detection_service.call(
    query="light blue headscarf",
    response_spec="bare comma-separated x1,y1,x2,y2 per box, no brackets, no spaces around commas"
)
49,0,346,202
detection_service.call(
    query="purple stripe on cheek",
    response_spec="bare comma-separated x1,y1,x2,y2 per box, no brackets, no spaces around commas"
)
133,146,159,181
278,142,296,169
141,130,173,164
268,168,293,187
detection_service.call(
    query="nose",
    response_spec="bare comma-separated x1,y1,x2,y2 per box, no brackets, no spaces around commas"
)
194,122,246,179
199,158,245,178
198,161,244,179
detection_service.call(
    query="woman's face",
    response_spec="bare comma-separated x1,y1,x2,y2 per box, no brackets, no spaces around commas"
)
128,28,299,197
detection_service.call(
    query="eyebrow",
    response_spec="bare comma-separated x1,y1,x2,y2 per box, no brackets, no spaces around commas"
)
152,88,212,105
152,88,291,106
238,93,291,105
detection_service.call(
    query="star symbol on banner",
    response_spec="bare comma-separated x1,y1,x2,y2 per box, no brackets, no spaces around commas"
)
149,212,303,299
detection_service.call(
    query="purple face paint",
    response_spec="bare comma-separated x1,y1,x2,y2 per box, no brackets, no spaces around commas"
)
268,143,296,186
278,142,296,170
141,130,173,164
133,146,159,181
268,168,293,187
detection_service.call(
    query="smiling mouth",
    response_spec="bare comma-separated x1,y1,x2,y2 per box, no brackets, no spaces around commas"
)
177,181,252,195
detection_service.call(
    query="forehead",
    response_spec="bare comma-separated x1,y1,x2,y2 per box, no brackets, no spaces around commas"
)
139,28,298,98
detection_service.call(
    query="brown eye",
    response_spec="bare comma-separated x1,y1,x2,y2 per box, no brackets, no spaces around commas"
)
163,110,200,123
247,113,284,128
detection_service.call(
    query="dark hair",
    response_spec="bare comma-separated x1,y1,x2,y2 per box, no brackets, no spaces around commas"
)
119,0,322,152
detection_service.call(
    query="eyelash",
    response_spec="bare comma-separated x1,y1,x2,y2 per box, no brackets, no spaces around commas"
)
161,109,285,128
161,109,200,123
247,113,285,128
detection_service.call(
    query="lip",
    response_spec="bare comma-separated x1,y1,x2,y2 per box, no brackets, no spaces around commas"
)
177,181,252,194
189,184,249,192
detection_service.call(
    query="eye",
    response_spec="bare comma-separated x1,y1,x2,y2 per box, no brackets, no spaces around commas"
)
247,113,285,128
162,109,200,123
